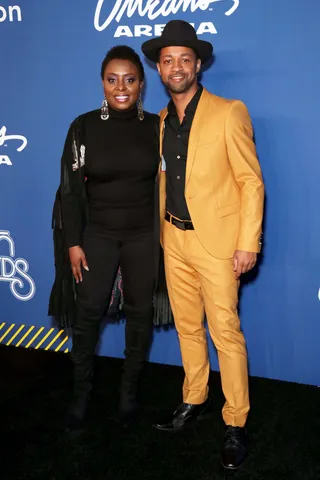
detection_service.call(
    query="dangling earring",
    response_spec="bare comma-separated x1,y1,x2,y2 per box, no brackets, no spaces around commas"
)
137,94,144,121
101,98,109,120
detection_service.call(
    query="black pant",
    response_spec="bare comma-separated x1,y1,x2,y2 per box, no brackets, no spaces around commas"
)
72,224,155,410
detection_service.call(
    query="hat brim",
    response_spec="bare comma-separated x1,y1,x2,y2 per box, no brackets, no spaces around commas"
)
141,38,213,64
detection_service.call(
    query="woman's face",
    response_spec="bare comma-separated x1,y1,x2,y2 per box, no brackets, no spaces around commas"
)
102,59,143,111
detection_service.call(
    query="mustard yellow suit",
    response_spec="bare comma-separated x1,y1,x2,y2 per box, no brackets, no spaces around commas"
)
159,88,264,427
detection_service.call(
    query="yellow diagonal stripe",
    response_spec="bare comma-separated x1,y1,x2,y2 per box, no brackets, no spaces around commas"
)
6,325,25,346
34,328,55,350
25,327,45,348
55,335,68,352
0,322,70,354
0,324,15,343
16,326,35,347
45,330,64,351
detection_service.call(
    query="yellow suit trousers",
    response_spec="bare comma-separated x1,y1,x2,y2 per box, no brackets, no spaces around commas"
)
163,219,250,427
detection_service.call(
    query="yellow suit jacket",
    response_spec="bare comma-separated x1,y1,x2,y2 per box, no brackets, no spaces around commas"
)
159,88,264,259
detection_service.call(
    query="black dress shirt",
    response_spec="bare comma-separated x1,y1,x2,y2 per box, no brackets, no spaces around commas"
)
163,85,203,220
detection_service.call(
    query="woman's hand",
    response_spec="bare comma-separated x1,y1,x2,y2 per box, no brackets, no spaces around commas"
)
69,246,89,283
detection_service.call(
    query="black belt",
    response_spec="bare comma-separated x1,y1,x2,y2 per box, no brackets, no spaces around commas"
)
165,212,194,230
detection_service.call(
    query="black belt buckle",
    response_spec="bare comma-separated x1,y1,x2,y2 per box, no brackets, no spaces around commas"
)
174,219,186,230
165,213,194,230
175,219,193,230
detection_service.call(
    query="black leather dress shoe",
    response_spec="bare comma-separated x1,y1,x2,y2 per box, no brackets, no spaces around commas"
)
221,426,248,470
153,398,212,431
65,394,90,432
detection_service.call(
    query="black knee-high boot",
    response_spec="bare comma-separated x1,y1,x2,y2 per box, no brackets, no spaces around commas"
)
119,305,154,421
66,301,102,430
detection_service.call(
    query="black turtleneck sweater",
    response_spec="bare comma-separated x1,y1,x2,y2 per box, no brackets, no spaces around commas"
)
62,106,159,246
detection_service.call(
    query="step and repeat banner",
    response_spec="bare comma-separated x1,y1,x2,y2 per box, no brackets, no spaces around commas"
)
1,1,319,385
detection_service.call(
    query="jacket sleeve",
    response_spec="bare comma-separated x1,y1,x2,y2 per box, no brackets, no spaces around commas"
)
60,118,84,248
225,100,264,252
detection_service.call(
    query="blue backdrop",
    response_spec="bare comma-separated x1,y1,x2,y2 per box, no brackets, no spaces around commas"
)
1,0,319,386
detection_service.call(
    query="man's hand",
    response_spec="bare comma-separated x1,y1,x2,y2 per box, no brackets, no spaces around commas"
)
233,250,257,280
69,246,89,283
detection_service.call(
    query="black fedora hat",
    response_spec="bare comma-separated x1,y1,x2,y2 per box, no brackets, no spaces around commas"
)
141,20,213,63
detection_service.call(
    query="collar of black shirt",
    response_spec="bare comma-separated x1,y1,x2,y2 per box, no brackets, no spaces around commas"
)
167,84,203,117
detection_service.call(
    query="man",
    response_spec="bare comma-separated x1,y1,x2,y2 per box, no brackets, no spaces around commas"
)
141,20,264,471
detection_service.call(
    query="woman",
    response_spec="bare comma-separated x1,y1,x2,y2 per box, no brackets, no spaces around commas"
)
49,45,171,431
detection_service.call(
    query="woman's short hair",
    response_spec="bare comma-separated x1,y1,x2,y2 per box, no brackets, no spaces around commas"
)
101,45,145,81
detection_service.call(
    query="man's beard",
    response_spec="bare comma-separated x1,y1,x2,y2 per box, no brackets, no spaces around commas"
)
165,75,195,94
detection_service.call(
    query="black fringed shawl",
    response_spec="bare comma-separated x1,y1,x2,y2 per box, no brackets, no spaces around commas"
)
48,114,173,329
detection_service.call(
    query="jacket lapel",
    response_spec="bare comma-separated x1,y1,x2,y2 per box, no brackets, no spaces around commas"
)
185,88,211,186
159,108,168,159
158,108,168,241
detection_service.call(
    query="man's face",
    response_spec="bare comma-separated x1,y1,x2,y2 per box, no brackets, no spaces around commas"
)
157,46,201,94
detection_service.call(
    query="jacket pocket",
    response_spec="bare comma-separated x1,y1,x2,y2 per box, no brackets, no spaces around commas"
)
197,135,220,147
216,202,240,218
